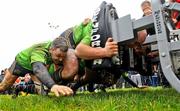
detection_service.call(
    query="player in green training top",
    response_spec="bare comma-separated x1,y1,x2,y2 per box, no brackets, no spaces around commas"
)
56,18,118,90
64,18,118,59
0,37,75,97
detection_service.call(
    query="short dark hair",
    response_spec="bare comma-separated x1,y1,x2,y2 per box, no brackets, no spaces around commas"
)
141,0,151,7
51,37,68,52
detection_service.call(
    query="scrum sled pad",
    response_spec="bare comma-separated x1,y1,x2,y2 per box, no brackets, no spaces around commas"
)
90,1,118,69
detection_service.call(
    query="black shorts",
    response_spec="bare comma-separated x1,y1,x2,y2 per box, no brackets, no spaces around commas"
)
9,61,33,77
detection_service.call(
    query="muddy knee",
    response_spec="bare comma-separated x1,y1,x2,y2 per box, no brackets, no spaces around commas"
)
61,68,77,81
62,60,78,81
61,49,78,81
0,69,18,92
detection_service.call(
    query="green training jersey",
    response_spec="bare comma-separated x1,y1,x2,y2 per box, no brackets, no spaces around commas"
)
72,21,93,70
15,41,53,70
73,21,92,46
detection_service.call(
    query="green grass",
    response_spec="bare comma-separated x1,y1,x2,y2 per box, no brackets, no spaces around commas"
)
0,87,180,111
